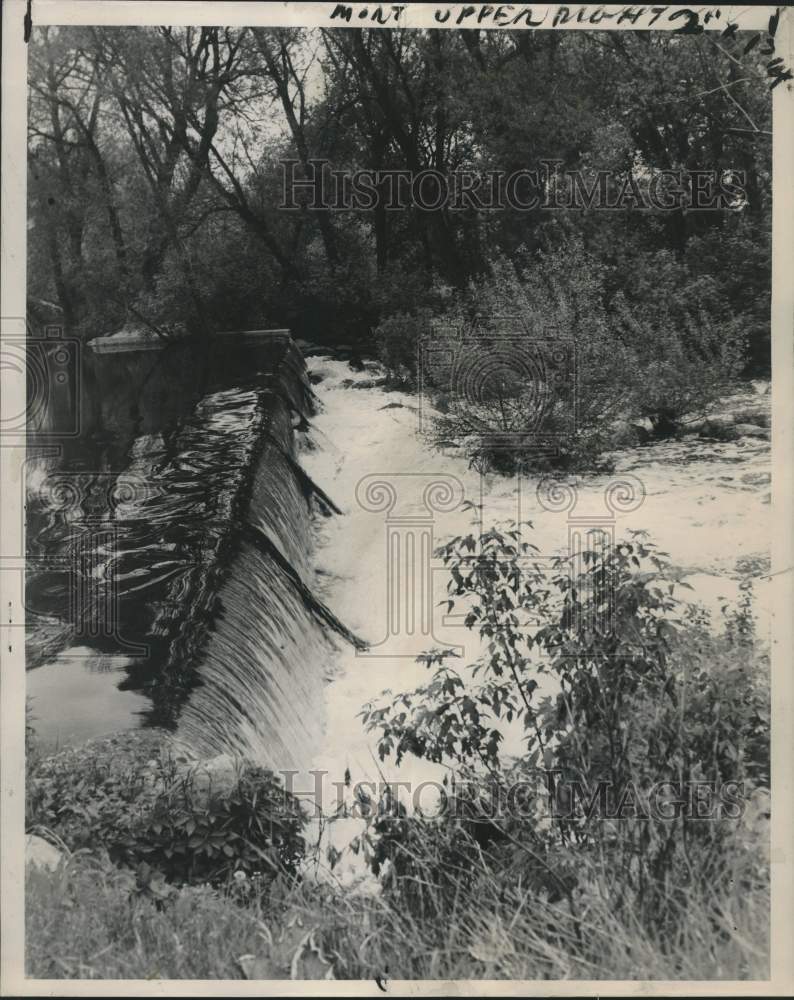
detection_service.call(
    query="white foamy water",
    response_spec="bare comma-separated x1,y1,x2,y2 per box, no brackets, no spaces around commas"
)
299,358,771,885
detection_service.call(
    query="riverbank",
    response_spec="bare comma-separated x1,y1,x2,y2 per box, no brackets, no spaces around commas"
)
26,720,770,981
299,357,771,881
25,358,772,979
25,725,770,980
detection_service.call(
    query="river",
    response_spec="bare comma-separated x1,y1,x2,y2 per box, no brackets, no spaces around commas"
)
25,338,771,883
298,356,771,883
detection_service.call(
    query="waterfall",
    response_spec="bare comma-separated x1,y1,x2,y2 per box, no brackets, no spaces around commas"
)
174,539,335,769
27,332,359,768
173,343,360,771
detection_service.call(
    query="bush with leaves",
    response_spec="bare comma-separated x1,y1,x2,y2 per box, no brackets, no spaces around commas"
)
26,730,169,853
26,730,306,889
361,518,769,934
422,244,745,472
121,761,305,886
374,308,435,385
608,287,745,437
422,248,621,473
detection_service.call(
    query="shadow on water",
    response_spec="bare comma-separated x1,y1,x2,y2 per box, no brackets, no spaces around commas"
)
25,330,353,768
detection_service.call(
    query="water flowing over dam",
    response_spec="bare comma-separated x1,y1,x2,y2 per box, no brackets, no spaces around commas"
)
26,330,356,771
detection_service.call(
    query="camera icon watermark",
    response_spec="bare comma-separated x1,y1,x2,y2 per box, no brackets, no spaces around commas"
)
417,315,576,460
0,317,82,445
8,466,158,659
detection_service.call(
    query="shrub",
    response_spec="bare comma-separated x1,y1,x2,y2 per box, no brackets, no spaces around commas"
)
419,249,615,472
361,520,770,943
26,731,306,888
420,244,744,473
26,730,169,853
374,308,433,385
122,761,305,885
609,290,745,436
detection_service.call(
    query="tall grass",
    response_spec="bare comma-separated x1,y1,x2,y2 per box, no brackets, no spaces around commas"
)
27,852,272,980
27,821,768,981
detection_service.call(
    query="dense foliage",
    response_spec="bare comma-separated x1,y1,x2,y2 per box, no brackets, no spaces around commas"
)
29,24,771,370
415,246,745,471
360,521,770,944
26,731,306,889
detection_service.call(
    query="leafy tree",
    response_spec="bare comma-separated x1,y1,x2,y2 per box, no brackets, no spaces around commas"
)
29,24,772,367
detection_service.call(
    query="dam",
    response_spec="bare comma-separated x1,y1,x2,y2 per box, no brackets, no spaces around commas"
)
25,329,355,772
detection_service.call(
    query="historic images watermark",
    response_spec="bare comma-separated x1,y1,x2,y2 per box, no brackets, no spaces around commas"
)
278,768,753,823
354,472,467,659
534,473,647,641
281,159,748,213
354,470,647,659
1,317,155,656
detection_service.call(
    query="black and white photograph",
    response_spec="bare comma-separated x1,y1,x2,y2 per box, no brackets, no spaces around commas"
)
1,1,792,993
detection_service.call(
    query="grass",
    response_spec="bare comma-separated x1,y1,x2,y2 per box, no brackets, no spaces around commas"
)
24,552,771,984
27,852,272,980
27,830,769,981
